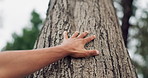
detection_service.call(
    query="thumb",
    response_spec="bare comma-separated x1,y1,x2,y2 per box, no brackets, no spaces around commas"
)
86,50,99,56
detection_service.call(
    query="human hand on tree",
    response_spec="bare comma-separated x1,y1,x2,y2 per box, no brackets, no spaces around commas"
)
60,31,99,58
0,31,99,78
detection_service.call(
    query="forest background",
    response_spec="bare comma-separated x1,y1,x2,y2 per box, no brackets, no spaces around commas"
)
0,0,148,78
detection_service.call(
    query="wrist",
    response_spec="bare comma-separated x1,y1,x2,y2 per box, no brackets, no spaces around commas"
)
55,45,71,56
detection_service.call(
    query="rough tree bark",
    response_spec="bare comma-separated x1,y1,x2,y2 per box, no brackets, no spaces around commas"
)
27,0,137,78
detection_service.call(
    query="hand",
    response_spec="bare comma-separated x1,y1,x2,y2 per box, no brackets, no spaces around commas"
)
60,31,99,58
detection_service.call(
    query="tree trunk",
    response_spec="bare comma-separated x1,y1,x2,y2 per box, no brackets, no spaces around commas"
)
121,0,133,47
27,0,137,78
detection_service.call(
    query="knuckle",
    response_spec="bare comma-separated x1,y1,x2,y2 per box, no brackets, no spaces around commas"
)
83,39,87,43
84,32,88,35
84,53,89,57
90,37,93,40
82,32,87,35
90,36,94,40
82,33,85,36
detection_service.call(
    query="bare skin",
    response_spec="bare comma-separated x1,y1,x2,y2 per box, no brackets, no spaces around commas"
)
0,31,99,78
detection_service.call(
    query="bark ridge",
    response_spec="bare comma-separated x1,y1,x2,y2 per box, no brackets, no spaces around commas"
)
27,0,137,78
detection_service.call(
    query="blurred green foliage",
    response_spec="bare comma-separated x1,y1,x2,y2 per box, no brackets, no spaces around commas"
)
114,0,148,77
132,11,148,78
2,1,148,78
3,10,42,50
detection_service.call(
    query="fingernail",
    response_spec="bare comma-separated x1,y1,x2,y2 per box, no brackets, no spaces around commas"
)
93,35,96,38
86,31,89,33
64,31,67,33
96,50,99,54
76,31,79,33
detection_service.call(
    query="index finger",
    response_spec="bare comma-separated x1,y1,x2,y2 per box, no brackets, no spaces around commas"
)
84,35,96,43
63,31,68,39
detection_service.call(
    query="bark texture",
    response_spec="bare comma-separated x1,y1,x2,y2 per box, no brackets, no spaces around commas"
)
27,0,137,78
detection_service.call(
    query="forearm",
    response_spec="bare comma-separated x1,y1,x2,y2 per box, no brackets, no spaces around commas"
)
0,31,98,78
0,46,68,78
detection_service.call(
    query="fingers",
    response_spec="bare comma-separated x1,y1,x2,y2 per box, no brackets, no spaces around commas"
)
63,31,96,42
86,50,99,56
71,31,79,38
84,35,96,43
71,50,99,58
63,31,68,39
77,31,89,38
